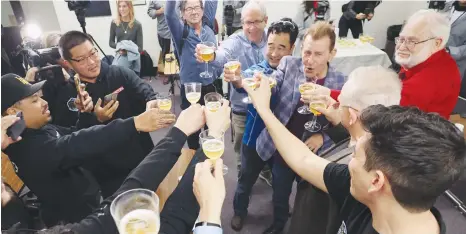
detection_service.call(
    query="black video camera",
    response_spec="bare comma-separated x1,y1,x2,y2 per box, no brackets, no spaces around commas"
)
224,5,235,27
66,0,90,11
22,47,65,82
315,1,330,21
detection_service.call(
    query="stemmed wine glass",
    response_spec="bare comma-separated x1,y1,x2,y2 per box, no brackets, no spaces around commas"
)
304,99,327,132
184,82,202,105
224,56,241,81
199,41,216,78
200,130,228,175
241,68,264,104
298,77,317,114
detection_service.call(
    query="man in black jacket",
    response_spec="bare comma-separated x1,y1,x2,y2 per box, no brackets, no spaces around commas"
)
1,73,175,227
338,1,381,38
58,31,161,197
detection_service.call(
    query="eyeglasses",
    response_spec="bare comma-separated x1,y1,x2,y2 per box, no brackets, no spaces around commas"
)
185,6,202,13
271,20,296,30
242,19,264,27
394,37,436,50
70,48,99,65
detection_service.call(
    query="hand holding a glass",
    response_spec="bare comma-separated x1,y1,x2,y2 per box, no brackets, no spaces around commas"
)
243,75,272,113
300,83,331,104
174,104,206,136
204,99,231,137
195,42,216,78
311,95,342,126
194,159,225,225
223,57,242,85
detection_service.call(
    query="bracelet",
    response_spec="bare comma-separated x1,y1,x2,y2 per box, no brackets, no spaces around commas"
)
194,222,221,228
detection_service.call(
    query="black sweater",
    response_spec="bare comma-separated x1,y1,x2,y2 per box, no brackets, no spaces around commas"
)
76,62,157,197
4,118,138,227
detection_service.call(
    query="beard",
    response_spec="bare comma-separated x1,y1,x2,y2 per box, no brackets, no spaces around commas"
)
395,45,434,69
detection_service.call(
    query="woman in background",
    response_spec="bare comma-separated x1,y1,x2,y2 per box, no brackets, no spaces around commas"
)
109,0,143,52
293,0,331,56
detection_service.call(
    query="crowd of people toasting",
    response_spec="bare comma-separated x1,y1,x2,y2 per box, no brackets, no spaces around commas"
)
2,0,466,234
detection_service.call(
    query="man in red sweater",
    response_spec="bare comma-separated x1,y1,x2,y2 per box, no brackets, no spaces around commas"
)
307,9,461,119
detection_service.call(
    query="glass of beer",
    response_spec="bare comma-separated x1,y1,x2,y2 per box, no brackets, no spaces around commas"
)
184,82,202,105
263,70,277,89
110,188,160,234
200,129,228,175
204,92,223,112
199,41,216,79
156,92,172,111
304,100,327,132
224,57,241,81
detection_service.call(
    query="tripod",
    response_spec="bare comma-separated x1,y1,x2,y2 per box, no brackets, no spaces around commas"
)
72,7,111,64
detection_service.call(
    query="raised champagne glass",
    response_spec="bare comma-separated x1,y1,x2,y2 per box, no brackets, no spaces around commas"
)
156,92,172,111
224,57,241,81
199,41,216,79
110,188,160,234
304,99,327,132
200,129,228,175
298,80,315,114
184,82,202,105
241,68,264,104
204,92,223,112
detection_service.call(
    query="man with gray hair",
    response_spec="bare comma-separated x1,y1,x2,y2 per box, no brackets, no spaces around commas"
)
195,0,269,179
255,66,402,234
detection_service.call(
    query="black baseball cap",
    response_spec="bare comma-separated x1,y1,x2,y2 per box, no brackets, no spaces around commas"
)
1,73,45,113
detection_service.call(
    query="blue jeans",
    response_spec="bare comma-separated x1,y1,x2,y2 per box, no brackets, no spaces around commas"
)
233,144,295,229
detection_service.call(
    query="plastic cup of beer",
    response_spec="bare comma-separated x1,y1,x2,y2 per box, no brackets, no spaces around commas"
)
156,92,172,111
224,57,241,81
110,188,160,234
204,92,223,112
184,82,202,105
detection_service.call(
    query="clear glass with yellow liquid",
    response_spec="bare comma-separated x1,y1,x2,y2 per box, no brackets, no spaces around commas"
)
199,130,228,175
200,48,215,62
224,61,240,72
199,42,216,79
305,101,327,132
204,92,223,112
110,189,160,234
206,101,221,112
298,82,316,115
156,92,172,111
186,92,201,104
184,82,202,105
309,102,326,116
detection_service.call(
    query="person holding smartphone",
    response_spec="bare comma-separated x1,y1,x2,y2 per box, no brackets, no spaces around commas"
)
1,73,176,227
338,1,380,38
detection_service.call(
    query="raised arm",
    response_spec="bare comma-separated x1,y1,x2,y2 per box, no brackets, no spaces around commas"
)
165,0,183,48
109,21,117,49
204,0,218,26
211,36,238,69
245,78,331,193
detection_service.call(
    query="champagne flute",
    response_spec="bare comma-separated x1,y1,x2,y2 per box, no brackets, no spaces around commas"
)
224,56,241,81
110,188,160,234
184,82,202,105
204,92,223,112
200,130,228,175
199,41,216,79
263,70,277,89
156,92,172,111
304,99,327,132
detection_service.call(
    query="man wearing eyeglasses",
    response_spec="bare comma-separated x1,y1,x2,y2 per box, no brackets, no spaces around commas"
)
57,31,166,198
194,0,268,178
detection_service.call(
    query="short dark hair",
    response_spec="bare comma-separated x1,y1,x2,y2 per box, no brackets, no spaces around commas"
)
360,105,466,212
179,0,204,12
58,31,93,61
267,18,299,46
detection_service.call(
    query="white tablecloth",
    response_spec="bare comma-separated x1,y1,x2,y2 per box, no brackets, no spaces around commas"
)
330,39,392,76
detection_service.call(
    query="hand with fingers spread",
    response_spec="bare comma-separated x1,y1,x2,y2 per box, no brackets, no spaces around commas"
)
1,115,22,150
134,108,176,132
194,159,226,224
313,95,342,126
304,134,324,153
94,99,120,123
75,89,94,113
300,83,331,104
243,76,271,113
174,104,206,136
204,100,231,138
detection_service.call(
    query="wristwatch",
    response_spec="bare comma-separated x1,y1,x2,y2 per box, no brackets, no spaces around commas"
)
194,222,222,228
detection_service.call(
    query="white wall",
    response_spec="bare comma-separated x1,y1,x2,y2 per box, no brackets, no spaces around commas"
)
1,1,17,27
21,0,61,33
18,0,429,65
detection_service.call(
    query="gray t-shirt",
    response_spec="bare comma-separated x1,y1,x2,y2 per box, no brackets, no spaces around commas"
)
148,0,172,39
109,20,143,52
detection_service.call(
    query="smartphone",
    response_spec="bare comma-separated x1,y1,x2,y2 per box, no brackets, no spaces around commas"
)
7,112,26,141
104,87,124,105
74,75,84,105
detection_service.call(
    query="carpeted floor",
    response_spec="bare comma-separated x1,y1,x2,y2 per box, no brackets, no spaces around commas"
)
147,77,466,234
